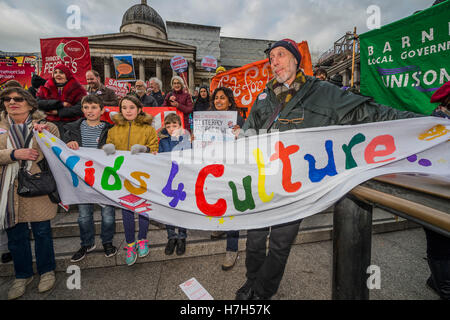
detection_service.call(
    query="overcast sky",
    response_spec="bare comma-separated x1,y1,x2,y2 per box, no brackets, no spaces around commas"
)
0,0,433,57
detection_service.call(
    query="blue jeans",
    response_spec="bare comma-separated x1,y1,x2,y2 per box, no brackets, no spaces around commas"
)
6,221,56,279
166,225,187,240
78,204,116,247
227,231,239,252
122,209,150,244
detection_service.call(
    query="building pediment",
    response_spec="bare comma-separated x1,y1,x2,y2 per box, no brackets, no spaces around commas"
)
88,32,196,52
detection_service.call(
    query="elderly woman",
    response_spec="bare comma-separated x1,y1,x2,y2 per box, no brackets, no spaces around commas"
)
163,76,193,131
0,87,59,300
149,77,165,106
37,63,86,135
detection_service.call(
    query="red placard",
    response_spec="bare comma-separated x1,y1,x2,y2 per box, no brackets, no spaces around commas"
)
40,37,92,85
101,107,186,132
0,63,35,90
104,77,131,98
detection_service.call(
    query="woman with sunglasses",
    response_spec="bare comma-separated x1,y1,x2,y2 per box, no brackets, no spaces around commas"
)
36,64,87,135
0,88,60,300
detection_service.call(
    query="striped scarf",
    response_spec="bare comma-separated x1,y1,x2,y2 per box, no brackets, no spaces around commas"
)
0,115,33,229
271,70,307,108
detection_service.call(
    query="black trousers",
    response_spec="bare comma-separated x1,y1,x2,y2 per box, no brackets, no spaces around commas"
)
424,228,450,260
245,219,302,298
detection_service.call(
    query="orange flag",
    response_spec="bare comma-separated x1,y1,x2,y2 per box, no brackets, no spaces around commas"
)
211,41,313,117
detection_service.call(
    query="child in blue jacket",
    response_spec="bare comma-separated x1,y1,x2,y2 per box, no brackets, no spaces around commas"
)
158,113,191,255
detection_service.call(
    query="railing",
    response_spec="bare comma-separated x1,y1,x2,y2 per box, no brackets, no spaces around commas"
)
332,174,449,299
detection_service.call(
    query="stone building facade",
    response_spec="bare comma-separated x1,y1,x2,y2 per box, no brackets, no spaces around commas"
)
87,0,274,92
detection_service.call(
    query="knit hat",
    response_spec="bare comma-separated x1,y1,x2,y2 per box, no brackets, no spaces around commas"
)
53,63,74,80
430,81,450,103
269,39,302,69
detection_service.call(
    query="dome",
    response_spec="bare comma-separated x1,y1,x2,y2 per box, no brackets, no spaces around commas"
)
121,1,166,35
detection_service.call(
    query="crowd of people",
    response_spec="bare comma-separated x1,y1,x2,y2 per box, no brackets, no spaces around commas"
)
0,38,449,301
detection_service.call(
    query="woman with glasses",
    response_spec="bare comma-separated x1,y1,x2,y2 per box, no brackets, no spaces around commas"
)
163,76,193,132
36,63,87,135
0,88,60,300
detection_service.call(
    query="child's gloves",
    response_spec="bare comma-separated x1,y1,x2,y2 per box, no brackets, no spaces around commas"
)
130,144,148,155
102,144,116,155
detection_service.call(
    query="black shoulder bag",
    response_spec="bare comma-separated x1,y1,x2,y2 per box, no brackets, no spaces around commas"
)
17,131,58,200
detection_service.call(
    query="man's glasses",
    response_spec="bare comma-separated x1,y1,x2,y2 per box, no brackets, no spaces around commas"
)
2,96,25,103
277,108,305,124
278,117,304,124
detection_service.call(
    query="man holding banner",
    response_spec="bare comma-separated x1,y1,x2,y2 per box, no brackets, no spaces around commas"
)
236,38,421,300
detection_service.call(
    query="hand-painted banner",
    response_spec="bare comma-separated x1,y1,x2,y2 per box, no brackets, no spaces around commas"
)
210,41,313,115
36,117,449,231
0,63,35,90
359,1,450,115
101,106,185,131
40,37,92,85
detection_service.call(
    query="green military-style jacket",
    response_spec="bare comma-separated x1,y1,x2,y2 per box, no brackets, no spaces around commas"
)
242,76,421,133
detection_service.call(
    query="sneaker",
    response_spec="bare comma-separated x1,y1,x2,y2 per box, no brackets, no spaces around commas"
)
222,251,238,271
235,280,254,300
1,252,12,263
165,239,177,255
137,239,149,258
211,231,226,239
125,243,137,266
8,276,33,300
103,243,117,258
38,271,55,293
176,239,186,256
70,244,96,262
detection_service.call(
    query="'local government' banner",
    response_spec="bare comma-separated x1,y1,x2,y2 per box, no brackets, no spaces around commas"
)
36,117,449,231
210,41,313,115
40,37,92,85
359,1,450,115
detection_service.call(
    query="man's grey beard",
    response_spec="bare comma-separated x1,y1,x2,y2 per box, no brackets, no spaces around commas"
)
136,89,146,96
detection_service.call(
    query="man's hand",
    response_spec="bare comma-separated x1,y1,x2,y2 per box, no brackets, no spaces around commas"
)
13,148,39,161
46,110,58,116
63,102,72,107
67,141,80,150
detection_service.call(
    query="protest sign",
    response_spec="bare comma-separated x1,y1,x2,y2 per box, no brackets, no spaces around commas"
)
113,55,136,81
33,117,449,231
101,106,185,132
0,63,35,89
105,77,131,98
201,56,218,72
360,1,450,115
210,41,313,115
40,37,91,85
193,111,237,149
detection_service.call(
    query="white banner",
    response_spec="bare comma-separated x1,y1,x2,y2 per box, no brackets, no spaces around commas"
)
36,117,450,231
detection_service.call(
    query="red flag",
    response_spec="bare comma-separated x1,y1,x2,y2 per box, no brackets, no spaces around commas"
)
40,37,92,85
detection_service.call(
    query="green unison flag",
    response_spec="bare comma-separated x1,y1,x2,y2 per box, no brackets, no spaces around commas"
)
360,1,450,115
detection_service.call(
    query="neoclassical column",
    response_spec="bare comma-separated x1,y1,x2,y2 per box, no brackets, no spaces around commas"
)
138,58,146,81
188,61,195,93
103,57,111,79
156,59,162,80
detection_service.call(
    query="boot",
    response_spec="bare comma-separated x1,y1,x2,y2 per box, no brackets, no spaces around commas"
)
427,257,450,300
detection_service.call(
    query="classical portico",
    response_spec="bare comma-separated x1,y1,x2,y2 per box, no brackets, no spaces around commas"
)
87,0,196,92
88,32,196,92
